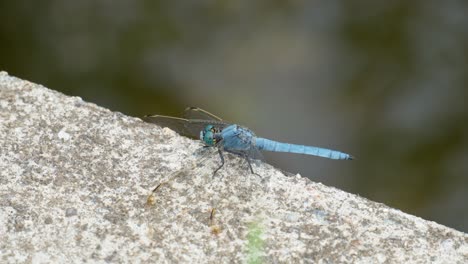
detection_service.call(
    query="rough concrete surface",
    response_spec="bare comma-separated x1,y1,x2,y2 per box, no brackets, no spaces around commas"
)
0,71,467,263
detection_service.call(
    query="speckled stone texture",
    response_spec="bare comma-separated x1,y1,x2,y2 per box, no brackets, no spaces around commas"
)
1,72,467,263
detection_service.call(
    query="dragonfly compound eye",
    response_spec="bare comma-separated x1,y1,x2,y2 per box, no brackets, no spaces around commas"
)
201,125,216,146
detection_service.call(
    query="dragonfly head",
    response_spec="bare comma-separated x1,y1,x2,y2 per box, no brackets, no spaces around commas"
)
200,125,221,146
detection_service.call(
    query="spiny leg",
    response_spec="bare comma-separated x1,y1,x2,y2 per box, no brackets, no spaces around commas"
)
223,149,261,176
243,154,261,176
244,155,254,174
213,148,225,177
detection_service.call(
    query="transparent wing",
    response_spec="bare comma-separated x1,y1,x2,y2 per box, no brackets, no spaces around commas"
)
183,107,224,121
143,115,208,139
143,114,230,139
246,145,265,161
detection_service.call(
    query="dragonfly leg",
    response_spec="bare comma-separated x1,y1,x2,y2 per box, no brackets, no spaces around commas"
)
245,156,254,174
213,148,225,177
222,149,261,176
242,154,261,176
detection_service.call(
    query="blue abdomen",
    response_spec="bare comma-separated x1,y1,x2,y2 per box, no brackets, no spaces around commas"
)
255,137,352,160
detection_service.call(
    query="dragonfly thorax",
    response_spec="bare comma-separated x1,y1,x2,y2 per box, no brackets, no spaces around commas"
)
200,125,223,146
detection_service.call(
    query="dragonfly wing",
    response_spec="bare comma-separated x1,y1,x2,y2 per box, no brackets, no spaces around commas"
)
245,145,265,161
183,107,224,121
221,144,265,161
143,115,230,139
143,115,200,139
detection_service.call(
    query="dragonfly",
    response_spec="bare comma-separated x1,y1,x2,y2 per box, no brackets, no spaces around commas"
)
143,107,353,176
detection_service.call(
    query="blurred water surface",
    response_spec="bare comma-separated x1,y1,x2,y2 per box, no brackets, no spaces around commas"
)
1,1,467,232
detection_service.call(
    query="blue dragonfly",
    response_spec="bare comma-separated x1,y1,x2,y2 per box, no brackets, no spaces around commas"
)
144,107,353,176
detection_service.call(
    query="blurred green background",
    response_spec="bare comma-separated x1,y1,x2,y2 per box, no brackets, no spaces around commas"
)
1,1,467,232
